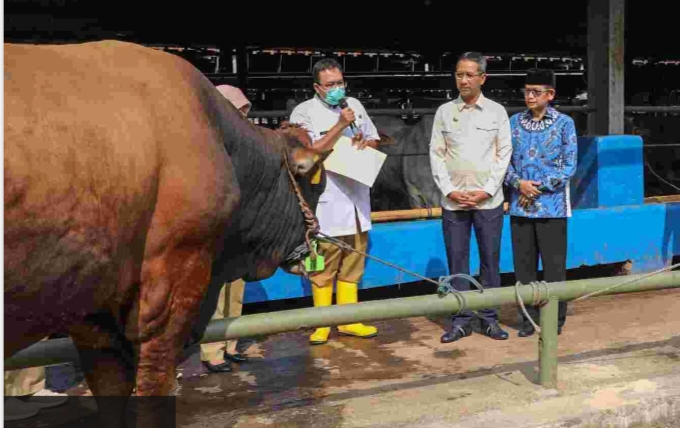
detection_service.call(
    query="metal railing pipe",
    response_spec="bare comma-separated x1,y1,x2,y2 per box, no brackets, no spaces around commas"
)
202,271,680,343
246,105,680,119
624,106,680,113
539,297,559,388
5,271,680,371
247,105,593,119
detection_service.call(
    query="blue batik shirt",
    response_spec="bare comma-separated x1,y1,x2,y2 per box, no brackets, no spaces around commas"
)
505,106,578,218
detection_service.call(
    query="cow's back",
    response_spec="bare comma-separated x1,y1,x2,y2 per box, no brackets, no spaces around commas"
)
4,41,234,341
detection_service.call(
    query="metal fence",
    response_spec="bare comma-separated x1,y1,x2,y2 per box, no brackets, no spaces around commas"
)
5,271,680,389
247,105,680,204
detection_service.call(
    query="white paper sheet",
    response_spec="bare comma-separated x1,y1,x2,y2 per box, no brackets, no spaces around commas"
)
323,136,387,188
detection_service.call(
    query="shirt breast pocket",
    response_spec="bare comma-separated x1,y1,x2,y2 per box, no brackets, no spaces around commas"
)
442,123,462,146
475,121,499,144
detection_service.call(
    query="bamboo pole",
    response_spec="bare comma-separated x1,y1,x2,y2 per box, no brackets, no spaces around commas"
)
371,207,442,222
372,197,680,223
644,195,680,204
371,203,511,223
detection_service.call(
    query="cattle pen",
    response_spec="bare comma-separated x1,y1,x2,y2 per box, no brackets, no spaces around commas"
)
4,127,680,419
7,126,680,363
5,0,680,426
6,271,680,386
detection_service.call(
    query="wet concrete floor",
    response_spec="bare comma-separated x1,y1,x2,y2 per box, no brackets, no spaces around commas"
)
16,284,680,427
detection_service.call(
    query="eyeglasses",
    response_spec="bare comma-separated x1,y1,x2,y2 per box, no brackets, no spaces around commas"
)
522,88,553,97
454,72,483,80
318,81,346,90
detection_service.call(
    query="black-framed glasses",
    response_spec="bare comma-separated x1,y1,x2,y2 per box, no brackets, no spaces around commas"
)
318,81,346,90
522,88,553,97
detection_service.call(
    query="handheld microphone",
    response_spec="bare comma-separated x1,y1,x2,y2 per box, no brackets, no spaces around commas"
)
338,98,359,135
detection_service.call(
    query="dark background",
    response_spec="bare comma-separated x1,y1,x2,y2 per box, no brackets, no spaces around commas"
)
4,1,676,57
6,0,680,198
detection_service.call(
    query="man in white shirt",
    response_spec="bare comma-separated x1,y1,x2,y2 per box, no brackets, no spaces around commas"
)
290,58,380,345
429,52,513,344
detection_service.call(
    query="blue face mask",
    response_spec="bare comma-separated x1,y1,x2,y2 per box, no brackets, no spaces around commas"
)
324,87,346,106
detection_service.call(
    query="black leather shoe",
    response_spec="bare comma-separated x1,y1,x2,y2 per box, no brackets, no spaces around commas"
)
441,325,472,343
224,352,248,363
518,324,536,337
202,360,232,373
518,325,562,337
482,322,509,340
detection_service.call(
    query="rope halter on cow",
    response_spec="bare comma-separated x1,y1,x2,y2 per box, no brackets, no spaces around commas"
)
282,150,322,276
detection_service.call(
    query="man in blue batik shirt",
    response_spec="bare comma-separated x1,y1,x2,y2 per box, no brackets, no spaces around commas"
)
505,69,578,338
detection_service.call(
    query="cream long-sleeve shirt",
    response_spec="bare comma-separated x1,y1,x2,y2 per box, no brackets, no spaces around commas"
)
429,94,512,211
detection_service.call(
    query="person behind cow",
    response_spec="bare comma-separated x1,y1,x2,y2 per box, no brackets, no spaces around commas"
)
505,69,578,337
429,52,513,344
289,58,380,345
4,343,68,421
216,84,252,118
199,84,252,373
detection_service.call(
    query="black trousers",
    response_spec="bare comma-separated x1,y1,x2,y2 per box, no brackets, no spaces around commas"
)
510,216,568,328
442,204,504,328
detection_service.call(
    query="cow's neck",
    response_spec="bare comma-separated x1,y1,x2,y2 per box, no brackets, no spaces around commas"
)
220,122,305,280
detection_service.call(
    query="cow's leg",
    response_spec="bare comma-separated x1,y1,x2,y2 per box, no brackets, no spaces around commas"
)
134,249,213,394
124,246,215,426
69,316,136,428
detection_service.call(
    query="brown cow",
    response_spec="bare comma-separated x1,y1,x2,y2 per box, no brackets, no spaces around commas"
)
4,40,326,425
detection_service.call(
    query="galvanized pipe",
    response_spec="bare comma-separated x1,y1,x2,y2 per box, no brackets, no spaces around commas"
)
248,105,592,119
202,271,680,343
245,105,680,119
539,297,559,388
5,271,680,371
624,106,680,113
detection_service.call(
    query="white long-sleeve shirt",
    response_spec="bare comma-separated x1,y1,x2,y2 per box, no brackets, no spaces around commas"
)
429,94,512,211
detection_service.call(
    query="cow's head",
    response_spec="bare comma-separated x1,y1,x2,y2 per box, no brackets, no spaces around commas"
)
276,123,330,182
274,124,329,276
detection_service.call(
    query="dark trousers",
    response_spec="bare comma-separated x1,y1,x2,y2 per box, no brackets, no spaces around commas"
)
510,216,568,328
442,204,504,328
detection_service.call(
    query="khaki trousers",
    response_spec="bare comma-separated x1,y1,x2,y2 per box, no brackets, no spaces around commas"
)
4,338,47,396
309,231,368,288
200,279,246,362
4,367,45,396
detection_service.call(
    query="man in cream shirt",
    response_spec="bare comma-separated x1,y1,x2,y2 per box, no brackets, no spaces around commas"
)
290,58,380,345
430,52,513,344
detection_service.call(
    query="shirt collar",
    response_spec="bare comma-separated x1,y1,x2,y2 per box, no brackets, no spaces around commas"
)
519,105,559,132
522,105,558,122
454,93,487,112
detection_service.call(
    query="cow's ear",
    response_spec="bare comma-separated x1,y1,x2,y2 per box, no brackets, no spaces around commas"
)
288,147,330,179
308,151,331,184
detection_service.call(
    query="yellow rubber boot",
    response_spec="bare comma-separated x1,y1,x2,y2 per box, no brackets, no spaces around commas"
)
336,281,378,338
309,284,333,345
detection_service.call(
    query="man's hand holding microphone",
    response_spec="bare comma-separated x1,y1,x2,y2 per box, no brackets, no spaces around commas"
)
338,98,371,150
